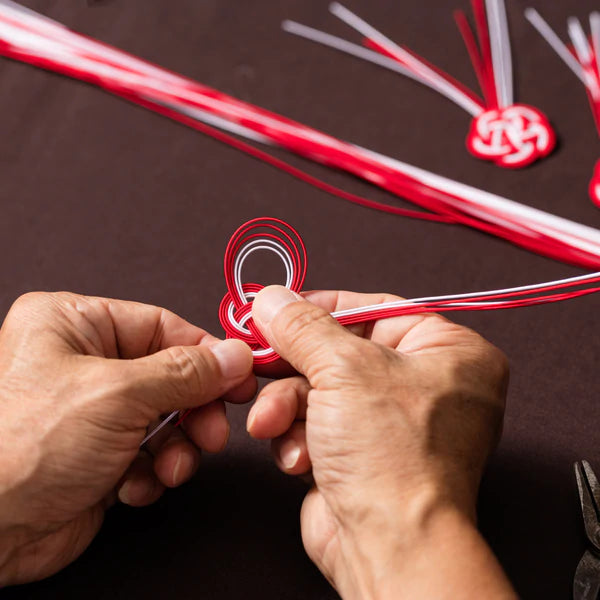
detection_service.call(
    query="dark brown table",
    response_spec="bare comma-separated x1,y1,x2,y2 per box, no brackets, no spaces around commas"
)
1,1,599,597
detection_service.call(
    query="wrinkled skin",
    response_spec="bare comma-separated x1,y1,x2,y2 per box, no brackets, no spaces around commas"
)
248,287,515,599
0,292,255,585
0,286,516,599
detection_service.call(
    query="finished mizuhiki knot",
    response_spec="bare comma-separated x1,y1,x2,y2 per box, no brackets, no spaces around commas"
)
466,105,555,168
218,218,307,365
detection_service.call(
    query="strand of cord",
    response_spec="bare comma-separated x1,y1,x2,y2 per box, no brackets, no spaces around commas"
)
2,5,599,266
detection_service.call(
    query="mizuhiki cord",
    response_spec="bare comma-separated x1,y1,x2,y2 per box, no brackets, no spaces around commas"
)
526,8,600,208
141,216,600,444
1,2,600,270
217,219,600,361
284,2,555,168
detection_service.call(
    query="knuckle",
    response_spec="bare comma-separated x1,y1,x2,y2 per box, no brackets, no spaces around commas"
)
9,291,80,320
10,291,49,313
163,346,209,399
6,292,57,329
277,303,333,347
483,342,509,380
438,336,509,406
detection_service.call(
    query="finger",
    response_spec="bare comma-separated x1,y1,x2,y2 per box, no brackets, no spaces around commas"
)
221,373,258,404
118,452,165,507
119,338,254,415
152,432,201,487
104,298,220,358
301,289,403,314
252,355,297,380
252,286,362,385
247,376,310,439
181,400,230,453
271,421,311,475
301,290,448,349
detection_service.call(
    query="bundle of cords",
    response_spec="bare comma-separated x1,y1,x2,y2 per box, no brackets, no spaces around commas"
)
527,8,600,208
1,1,600,268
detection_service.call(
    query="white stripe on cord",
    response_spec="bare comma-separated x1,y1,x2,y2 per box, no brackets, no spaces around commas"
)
567,17,600,98
328,2,484,116
0,0,187,85
496,0,514,106
591,12,600,77
8,13,600,256
486,0,508,107
332,270,600,319
525,8,587,86
282,20,483,116
5,9,600,257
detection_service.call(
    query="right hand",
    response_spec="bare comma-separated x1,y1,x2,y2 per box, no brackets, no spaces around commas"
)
247,286,515,600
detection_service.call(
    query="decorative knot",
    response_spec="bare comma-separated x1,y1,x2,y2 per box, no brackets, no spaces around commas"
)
218,217,307,365
466,105,555,168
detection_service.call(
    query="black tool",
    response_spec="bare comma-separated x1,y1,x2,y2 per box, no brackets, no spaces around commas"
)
574,461,600,600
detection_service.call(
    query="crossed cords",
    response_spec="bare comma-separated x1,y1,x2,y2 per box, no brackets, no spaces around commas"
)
218,218,307,366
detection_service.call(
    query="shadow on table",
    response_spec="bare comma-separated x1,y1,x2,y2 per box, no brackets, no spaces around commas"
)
2,452,338,600
3,444,585,600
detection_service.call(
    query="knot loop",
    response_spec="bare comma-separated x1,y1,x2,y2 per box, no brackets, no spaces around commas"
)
589,159,600,209
467,105,555,168
218,218,307,365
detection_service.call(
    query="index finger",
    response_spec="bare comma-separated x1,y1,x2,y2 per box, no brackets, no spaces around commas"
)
6,292,218,359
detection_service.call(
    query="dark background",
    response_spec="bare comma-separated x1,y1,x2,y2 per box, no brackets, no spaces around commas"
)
1,1,599,598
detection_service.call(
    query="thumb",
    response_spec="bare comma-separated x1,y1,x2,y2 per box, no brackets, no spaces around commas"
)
122,338,253,414
252,285,359,384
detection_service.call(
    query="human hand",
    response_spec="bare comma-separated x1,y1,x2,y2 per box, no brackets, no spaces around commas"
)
247,286,515,599
0,292,255,585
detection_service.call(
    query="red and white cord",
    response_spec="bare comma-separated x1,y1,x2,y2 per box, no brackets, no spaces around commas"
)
284,2,555,168
143,217,600,444
526,8,600,208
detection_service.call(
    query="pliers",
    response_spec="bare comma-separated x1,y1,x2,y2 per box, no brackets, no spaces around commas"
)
574,460,600,600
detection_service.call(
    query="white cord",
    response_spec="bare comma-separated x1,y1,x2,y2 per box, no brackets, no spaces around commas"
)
496,0,513,106
525,8,587,86
333,270,600,319
591,12,600,78
282,20,483,116
140,410,179,446
486,0,508,107
567,17,600,98
328,2,484,116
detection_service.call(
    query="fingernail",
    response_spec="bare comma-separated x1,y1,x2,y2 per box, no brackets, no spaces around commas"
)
280,440,301,470
218,421,230,453
246,403,262,433
118,481,132,505
172,452,194,486
253,286,302,326
210,339,252,379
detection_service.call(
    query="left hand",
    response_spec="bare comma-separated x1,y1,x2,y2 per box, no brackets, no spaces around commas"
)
247,287,511,599
0,292,255,585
